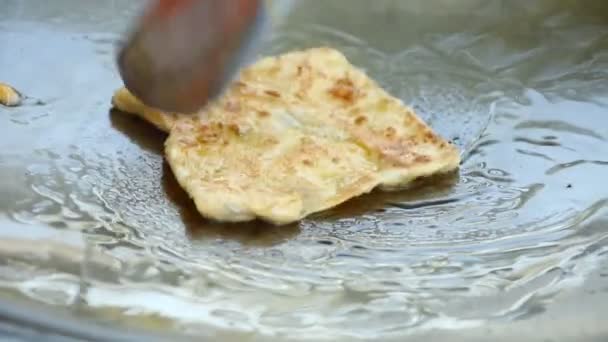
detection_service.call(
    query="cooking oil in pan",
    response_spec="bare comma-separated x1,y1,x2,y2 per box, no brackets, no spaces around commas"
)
0,1,608,341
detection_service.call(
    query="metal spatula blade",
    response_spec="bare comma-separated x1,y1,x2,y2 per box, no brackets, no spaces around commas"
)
117,0,268,113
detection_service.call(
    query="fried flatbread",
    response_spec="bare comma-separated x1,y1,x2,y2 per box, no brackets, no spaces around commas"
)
112,47,460,225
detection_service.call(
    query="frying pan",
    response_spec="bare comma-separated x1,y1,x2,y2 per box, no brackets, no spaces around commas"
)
1,1,608,341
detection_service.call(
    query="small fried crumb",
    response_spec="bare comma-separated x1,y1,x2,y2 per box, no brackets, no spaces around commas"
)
0,83,22,107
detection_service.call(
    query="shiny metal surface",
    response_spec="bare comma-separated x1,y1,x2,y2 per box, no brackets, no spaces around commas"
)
1,1,608,341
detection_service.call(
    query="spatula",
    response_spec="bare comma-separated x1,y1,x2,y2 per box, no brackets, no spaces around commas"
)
117,0,268,113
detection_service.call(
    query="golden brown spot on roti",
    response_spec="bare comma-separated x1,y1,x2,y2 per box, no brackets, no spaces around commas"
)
265,90,281,98
329,77,359,104
355,116,367,125
228,123,240,135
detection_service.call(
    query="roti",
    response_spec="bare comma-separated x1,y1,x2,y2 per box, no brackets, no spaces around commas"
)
112,47,460,225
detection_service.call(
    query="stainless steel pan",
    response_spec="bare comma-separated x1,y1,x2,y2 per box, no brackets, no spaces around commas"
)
1,1,608,341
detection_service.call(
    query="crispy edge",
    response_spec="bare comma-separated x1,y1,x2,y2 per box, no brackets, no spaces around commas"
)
111,88,177,133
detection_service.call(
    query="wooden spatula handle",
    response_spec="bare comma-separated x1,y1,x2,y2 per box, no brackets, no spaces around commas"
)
143,0,262,35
